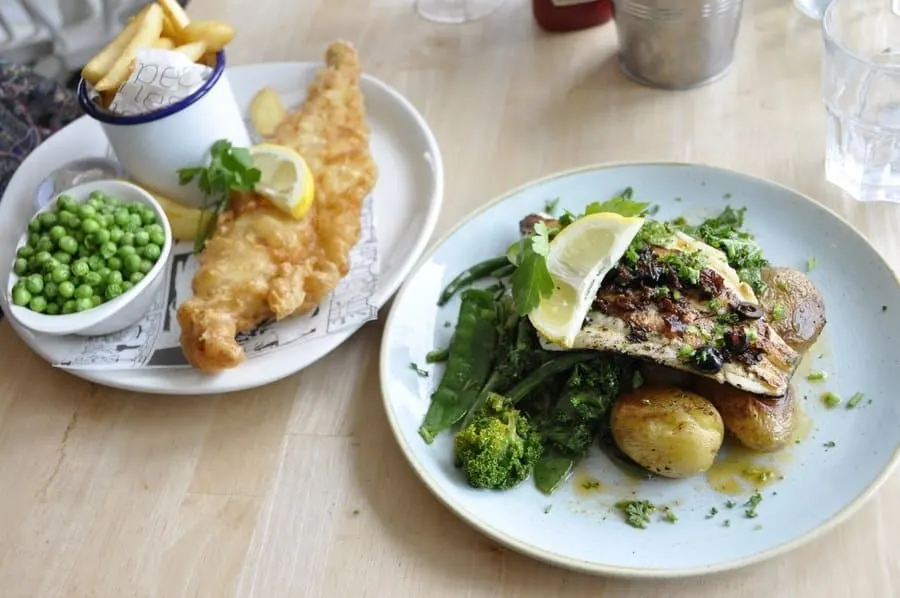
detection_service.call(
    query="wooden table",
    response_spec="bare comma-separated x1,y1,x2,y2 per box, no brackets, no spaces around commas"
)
1,0,898,596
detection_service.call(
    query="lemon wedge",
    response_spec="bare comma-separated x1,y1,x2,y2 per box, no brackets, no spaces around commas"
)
248,143,315,218
529,212,645,348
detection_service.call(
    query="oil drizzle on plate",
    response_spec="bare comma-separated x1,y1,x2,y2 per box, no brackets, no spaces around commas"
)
706,447,782,496
572,470,606,497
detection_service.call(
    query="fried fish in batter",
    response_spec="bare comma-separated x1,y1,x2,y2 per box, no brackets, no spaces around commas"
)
177,40,378,371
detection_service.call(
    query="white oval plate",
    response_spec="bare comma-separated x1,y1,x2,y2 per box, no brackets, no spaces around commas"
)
380,163,900,578
0,62,443,395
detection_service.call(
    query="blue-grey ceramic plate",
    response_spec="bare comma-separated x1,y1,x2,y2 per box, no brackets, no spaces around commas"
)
379,163,900,578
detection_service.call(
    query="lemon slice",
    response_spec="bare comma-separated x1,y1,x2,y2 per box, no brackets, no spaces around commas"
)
248,143,315,218
529,212,645,348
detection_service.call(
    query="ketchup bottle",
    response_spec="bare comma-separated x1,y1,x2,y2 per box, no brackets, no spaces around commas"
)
532,0,614,32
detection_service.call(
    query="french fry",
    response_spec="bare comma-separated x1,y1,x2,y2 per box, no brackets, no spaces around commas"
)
199,52,217,67
81,4,152,85
157,0,191,36
174,41,207,62
249,87,287,137
180,20,235,54
95,3,165,92
152,37,175,50
161,13,179,40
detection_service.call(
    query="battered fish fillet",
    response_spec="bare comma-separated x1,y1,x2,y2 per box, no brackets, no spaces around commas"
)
177,41,378,371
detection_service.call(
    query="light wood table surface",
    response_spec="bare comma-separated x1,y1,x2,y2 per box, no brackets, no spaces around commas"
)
1,0,899,596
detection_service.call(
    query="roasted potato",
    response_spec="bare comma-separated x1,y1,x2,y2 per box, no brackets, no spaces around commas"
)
610,386,724,479
760,267,826,354
249,87,287,137
694,377,795,452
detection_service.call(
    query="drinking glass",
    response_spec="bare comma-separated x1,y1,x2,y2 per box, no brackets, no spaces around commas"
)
416,0,506,23
822,0,900,202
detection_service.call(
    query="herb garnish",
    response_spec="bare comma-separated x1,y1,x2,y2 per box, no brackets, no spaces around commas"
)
178,139,261,252
615,499,656,529
806,256,817,272
426,348,449,363
807,371,827,382
772,303,786,321
744,492,763,518
409,362,429,377
507,222,554,315
822,391,841,408
544,198,560,215
706,506,719,519
663,506,678,523
847,392,865,409
725,499,736,509
824,441,836,449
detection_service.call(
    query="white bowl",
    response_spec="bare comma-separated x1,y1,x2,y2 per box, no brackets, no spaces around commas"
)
5,180,173,337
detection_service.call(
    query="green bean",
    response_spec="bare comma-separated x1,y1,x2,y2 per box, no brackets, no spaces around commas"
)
437,256,510,306
419,289,499,443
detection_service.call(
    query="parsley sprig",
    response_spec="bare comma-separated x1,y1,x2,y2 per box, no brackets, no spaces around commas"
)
178,139,261,252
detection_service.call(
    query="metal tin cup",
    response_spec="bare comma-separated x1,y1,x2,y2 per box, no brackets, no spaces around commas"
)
612,0,744,90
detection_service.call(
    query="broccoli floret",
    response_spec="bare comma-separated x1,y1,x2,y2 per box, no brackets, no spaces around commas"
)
539,356,632,457
454,393,543,490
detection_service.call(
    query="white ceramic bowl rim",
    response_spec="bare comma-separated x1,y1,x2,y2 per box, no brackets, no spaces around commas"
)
379,160,900,579
6,179,173,336
75,50,227,126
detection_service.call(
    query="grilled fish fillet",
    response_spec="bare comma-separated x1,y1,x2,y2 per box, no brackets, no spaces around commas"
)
533,221,800,397
177,41,377,371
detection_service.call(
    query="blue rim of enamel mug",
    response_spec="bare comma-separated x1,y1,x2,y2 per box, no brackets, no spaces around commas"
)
76,51,226,125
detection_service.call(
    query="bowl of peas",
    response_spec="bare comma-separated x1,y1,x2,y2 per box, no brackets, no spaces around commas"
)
5,179,173,336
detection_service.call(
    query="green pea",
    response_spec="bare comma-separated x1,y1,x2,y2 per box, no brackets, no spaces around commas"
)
120,232,135,247
75,297,93,312
74,231,85,244
88,255,105,271
71,260,89,278
109,227,123,243
105,283,124,300
92,228,111,245
58,281,75,298
106,270,123,285
74,284,93,300
45,303,60,315
53,251,72,265
17,245,34,259
83,271,102,287
134,230,150,246
122,281,134,292
106,256,122,271
98,267,111,281
28,232,40,246
149,230,166,246
13,258,27,276
25,274,44,294
28,296,47,313
94,214,110,228
41,258,59,274
34,251,53,266
11,285,31,306
39,212,58,229
118,245,136,259
57,195,77,211
142,243,162,261
140,209,157,225
62,300,77,314
124,253,142,273
78,204,97,219
88,191,105,202
138,259,153,274
87,198,103,211
44,281,59,299
90,295,103,307
35,236,54,253
114,209,131,227
78,245,91,259
129,272,144,284
81,218,100,235
27,218,42,233
51,265,70,283
97,241,116,259
49,225,67,242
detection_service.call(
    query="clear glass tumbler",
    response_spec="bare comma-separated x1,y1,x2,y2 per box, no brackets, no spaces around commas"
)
822,0,900,202
416,0,506,23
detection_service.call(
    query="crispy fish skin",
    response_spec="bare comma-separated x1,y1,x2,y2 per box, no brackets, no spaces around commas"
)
177,41,377,372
